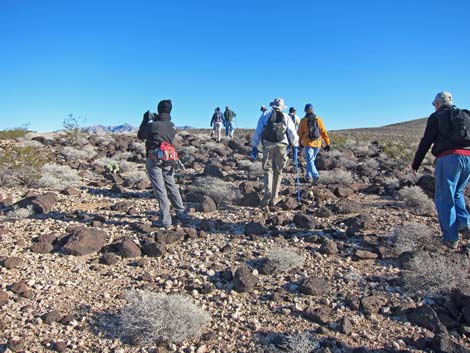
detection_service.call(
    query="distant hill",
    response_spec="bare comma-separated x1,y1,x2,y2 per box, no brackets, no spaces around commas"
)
84,123,136,134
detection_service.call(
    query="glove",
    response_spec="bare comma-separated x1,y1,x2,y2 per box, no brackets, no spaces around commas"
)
293,146,299,164
143,110,150,122
323,145,330,152
250,147,258,161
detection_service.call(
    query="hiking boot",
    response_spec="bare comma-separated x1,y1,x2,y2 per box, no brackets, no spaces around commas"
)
459,227,470,240
151,220,172,230
312,177,319,185
260,194,271,207
270,197,282,206
304,176,312,184
442,239,459,250
176,211,190,221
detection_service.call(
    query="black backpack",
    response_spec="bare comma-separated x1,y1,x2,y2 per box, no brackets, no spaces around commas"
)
213,112,222,123
307,114,321,140
262,110,286,143
446,108,470,144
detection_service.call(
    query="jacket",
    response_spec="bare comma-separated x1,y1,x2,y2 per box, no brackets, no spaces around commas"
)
412,105,470,170
297,114,330,148
252,110,299,147
210,112,224,126
224,109,236,122
137,112,176,152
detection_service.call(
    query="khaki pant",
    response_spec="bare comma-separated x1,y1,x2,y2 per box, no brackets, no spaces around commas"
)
261,141,287,204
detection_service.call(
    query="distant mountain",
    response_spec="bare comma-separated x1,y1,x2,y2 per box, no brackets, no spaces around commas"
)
84,123,136,134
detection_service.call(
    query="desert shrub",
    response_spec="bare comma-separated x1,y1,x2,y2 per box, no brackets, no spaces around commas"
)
381,140,414,165
261,332,319,353
237,159,253,170
7,205,34,220
129,141,146,155
94,134,115,146
0,145,52,187
113,151,133,161
123,170,147,185
120,291,210,345
18,139,44,149
402,251,470,295
63,114,86,146
189,177,241,204
335,156,356,169
318,169,353,185
62,145,97,161
398,186,434,215
264,248,305,272
353,143,370,156
392,222,436,256
37,163,79,191
0,126,29,140
364,158,379,170
329,132,348,148
93,157,132,173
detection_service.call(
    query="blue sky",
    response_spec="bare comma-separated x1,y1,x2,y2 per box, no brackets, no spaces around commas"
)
1,0,469,132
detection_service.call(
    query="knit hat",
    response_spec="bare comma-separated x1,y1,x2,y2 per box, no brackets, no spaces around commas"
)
260,105,267,112
289,107,296,113
270,98,287,111
157,99,172,114
304,103,314,111
433,91,452,106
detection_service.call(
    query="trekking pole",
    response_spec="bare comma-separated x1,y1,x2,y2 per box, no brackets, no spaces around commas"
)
294,148,301,202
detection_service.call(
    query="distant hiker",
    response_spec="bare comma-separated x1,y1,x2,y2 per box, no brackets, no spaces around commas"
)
412,91,470,250
210,107,224,142
224,106,237,138
138,99,189,228
288,107,301,130
251,98,299,206
297,103,331,183
260,105,269,118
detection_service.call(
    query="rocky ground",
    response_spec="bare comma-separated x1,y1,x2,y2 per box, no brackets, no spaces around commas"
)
0,128,469,353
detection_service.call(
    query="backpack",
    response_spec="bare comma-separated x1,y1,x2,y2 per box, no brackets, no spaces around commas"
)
446,108,470,144
307,114,321,140
213,112,222,123
262,110,286,143
153,141,179,162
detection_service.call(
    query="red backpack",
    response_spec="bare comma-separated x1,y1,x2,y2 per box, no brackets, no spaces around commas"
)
154,141,179,161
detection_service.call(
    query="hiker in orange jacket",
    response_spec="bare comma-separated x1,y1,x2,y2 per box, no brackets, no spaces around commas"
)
297,103,331,183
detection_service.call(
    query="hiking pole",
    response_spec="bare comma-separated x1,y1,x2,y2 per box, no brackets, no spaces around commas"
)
294,147,301,202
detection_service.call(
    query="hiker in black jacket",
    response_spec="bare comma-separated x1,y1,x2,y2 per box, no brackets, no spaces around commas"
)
138,99,188,228
210,107,224,142
412,91,470,249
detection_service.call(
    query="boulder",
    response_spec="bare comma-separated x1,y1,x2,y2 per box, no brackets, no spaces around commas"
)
2,256,23,269
293,213,316,229
334,199,361,214
408,305,443,331
30,242,54,254
63,228,107,256
116,239,141,258
244,221,267,236
200,195,217,213
233,267,258,293
319,239,339,256
302,305,332,325
361,295,383,314
299,276,330,296
142,241,166,257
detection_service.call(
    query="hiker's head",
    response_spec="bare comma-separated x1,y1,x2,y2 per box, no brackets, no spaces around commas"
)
304,103,314,114
432,91,452,110
225,106,229,110
289,107,296,114
260,105,267,112
157,100,172,114
215,107,220,112
270,98,287,112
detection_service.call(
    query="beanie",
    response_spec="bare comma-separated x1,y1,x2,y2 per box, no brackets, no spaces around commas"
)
157,99,172,114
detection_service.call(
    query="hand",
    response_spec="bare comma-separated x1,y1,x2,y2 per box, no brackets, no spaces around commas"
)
250,147,258,161
323,145,330,152
143,110,150,121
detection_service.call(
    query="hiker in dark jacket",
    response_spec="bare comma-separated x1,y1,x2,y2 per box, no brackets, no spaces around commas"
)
138,99,188,228
210,107,224,142
412,91,470,249
224,106,236,138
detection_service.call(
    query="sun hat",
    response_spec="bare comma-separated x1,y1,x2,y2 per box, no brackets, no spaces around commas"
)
270,98,287,111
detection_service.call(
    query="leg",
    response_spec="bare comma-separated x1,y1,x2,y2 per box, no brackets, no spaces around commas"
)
434,155,461,242
272,143,287,200
310,147,320,180
261,144,275,205
161,165,185,213
304,147,315,179
146,159,172,227
455,155,470,230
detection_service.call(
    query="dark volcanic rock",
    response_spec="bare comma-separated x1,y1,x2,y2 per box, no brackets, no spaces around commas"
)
203,164,224,179
15,192,58,214
353,249,378,260
408,304,442,331
319,239,339,256
200,195,217,213
30,242,54,254
334,199,361,214
239,192,261,207
361,295,383,314
0,290,9,306
116,238,141,258
299,276,330,296
42,310,63,324
338,316,353,335
233,267,258,293
63,228,107,256
100,253,120,265
142,241,166,257
293,213,316,229
3,256,23,269
302,305,332,325
244,221,267,236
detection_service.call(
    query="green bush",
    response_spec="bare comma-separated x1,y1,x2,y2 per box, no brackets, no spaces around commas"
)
0,127,29,140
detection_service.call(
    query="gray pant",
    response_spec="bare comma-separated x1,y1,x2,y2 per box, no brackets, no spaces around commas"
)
146,158,185,226
261,141,287,202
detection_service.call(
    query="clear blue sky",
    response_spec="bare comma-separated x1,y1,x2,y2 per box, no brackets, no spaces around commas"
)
1,0,469,132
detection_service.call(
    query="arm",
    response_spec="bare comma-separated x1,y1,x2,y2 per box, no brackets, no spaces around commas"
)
137,111,151,141
318,118,331,146
412,116,438,170
252,112,270,147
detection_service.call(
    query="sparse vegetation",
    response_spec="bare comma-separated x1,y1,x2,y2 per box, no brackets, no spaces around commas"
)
7,205,34,219
318,169,354,185
62,145,97,161
0,125,30,140
263,248,305,273
120,291,210,344
37,163,79,191
63,114,86,146
261,332,319,353
398,186,434,215
392,222,436,255
123,170,147,185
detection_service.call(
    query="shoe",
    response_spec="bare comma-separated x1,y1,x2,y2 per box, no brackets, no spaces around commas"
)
442,239,459,250
459,227,470,240
304,176,312,183
260,195,271,207
151,220,172,229
312,177,319,185
270,197,282,206
176,211,190,222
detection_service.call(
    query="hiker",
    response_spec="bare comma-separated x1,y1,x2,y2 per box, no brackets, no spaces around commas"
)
260,105,268,115
412,91,470,250
288,107,301,130
224,106,236,138
210,107,224,142
138,99,189,228
297,103,331,183
251,98,299,206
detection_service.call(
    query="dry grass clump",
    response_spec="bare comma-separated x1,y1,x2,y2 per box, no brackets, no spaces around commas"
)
7,205,34,220
62,145,97,161
264,248,305,272
123,171,147,185
0,145,52,187
17,139,44,149
120,291,210,345
0,127,29,140
398,186,434,215
189,177,241,204
392,222,436,256
37,163,80,191
261,332,319,353
112,151,133,161
318,169,354,185
402,251,470,295
94,134,116,146
93,157,133,173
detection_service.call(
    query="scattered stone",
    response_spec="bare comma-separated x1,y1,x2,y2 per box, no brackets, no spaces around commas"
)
100,253,120,265
353,249,378,260
299,276,330,296
63,228,107,256
8,339,25,352
334,186,354,198
30,242,54,254
142,241,167,257
244,221,267,236
3,256,23,269
408,305,442,331
62,187,80,196
42,310,63,324
110,184,126,194
293,213,316,229
361,295,383,314
200,195,217,213
334,199,361,214
7,280,31,297
302,305,332,325
53,341,67,352
116,238,141,258
239,192,261,207
338,316,353,335
319,239,339,255
233,267,258,293
0,290,9,306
